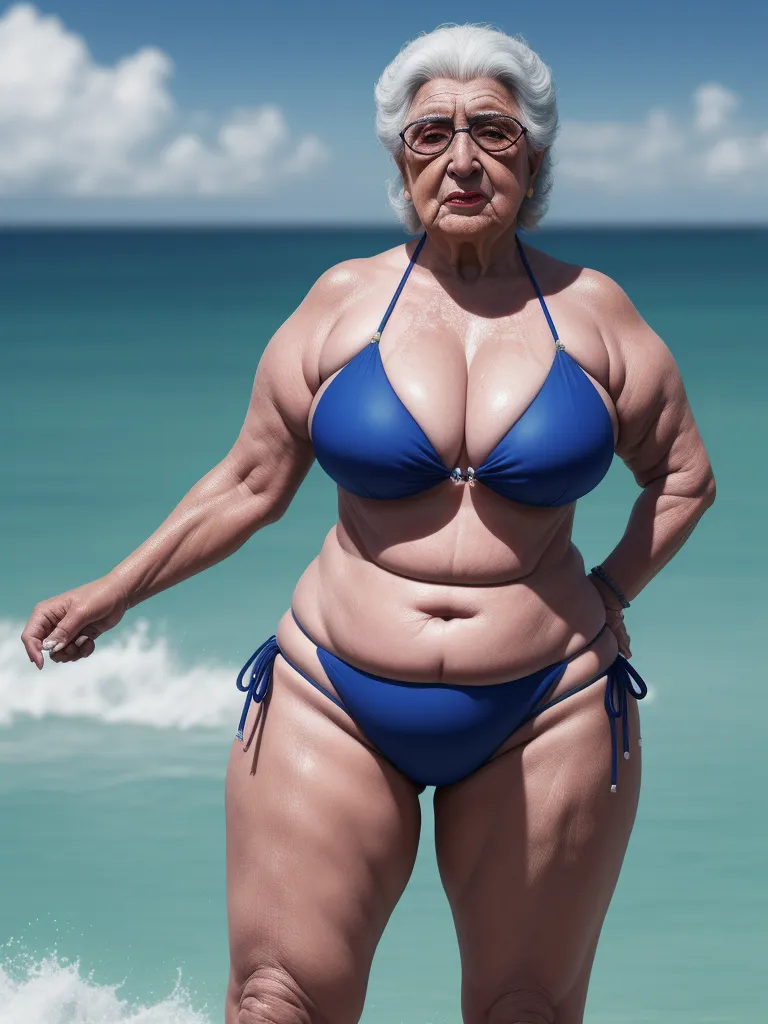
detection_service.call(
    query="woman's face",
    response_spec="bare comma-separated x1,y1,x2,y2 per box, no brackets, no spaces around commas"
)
398,77,543,238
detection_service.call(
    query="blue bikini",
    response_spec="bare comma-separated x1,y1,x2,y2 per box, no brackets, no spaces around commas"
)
310,233,615,504
236,234,646,791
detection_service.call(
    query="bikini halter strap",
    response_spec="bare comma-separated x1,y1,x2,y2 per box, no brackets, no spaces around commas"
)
371,232,428,342
514,234,562,348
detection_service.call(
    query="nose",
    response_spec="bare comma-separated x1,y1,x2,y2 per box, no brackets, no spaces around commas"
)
447,129,480,178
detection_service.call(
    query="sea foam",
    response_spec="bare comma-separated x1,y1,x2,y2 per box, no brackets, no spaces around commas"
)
0,618,241,730
0,953,210,1024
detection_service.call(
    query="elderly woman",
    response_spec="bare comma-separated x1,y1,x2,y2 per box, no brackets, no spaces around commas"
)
22,23,714,1024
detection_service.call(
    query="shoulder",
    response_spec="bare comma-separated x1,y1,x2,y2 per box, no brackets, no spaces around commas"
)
517,244,707,476
568,266,645,337
577,267,681,402
560,264,689,456
531,246,645,337
521,243,674,393
529,244,644,331
537,250,679,398
255,244,408,395
303,243,410,304
288,244,408,341
299,256,376,326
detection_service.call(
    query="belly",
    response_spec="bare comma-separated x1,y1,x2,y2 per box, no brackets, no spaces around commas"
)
290,524,607,685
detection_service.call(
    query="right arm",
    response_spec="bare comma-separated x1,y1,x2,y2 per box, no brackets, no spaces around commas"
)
21,263,359,668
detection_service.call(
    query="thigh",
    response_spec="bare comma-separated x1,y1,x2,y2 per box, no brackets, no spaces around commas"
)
434,664,642,1024
225,654,422,1024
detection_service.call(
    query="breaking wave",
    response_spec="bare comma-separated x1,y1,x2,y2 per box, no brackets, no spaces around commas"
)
0,618,240,729
0,952,211,1024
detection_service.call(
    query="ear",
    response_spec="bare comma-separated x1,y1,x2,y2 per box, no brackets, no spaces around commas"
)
527,146,548,188
395,154,411,201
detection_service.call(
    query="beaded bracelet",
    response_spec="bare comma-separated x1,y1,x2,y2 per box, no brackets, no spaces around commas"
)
589,565,631,609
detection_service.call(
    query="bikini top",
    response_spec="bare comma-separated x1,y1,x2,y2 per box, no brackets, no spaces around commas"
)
309,234,615,506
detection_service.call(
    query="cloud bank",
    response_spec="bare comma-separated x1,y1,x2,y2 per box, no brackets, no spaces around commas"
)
0,3,764,217
557,82,768,191
0,3,328,195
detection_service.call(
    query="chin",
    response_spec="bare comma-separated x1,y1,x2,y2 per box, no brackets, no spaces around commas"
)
435,212,499,236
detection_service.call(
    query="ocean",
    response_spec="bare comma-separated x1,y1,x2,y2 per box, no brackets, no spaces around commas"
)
1,227,766,1023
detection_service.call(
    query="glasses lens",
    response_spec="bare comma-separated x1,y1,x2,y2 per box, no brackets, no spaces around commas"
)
469,117,523,152
403,120,453,154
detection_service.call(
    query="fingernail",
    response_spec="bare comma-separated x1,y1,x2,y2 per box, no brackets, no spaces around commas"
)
52,641,66,653
74,635,89,647
42,639,55,651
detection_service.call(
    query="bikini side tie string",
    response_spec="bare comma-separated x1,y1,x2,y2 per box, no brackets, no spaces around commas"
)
604,655,648,792
234,638,648,791
235,635,279,741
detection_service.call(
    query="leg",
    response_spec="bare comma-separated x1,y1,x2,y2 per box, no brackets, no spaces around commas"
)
434,643,641,1024
225,654,422,1024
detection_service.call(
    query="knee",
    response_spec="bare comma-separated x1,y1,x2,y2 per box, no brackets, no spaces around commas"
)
479,985,556,1024
234,965,319,1024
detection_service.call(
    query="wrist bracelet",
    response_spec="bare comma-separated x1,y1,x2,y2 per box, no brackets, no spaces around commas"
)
590,565,630,609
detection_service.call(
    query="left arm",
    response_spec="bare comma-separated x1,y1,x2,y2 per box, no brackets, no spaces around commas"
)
589,273,716,641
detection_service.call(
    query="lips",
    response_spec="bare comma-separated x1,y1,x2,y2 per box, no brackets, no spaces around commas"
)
443,191,486,206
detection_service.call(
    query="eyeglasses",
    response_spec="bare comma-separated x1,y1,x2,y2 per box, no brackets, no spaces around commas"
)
399,115,528,157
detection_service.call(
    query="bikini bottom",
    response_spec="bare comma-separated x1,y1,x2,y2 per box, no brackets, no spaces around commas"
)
235,610,647,790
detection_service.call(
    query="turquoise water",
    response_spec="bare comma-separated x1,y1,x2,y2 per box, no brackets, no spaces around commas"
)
1,227,766,1022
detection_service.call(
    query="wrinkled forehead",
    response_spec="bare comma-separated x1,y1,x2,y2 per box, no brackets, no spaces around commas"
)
407,77,520,121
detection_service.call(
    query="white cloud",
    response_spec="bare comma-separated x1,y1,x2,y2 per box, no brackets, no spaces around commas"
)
0,3,328,195
557,83,768,193
693,83,739,132
558,108,684,187
703,132,768,179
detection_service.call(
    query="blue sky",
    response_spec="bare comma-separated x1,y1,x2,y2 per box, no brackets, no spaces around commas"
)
0,0,766,224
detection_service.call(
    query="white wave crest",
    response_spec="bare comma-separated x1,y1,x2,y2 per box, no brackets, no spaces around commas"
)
0,954,210,1024
0,618,242,729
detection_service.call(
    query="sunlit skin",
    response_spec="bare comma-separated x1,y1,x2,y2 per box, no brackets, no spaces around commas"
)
396,78,545,278
22,75,714,1024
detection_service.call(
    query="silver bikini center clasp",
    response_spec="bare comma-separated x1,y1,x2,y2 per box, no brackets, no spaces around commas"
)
451,466,476,485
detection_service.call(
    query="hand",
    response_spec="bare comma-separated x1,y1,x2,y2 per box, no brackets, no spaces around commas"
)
21,575,129,670
587,574,631,658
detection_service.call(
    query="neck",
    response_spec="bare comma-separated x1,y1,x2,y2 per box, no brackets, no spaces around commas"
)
420,222,523,283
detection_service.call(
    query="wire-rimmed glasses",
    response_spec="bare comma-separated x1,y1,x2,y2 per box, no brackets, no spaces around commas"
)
399,114,528,157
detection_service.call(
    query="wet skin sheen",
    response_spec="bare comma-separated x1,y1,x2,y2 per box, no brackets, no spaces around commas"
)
23,75,715,1024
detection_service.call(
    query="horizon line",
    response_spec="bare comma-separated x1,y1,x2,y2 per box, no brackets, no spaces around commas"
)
1,220,767,232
